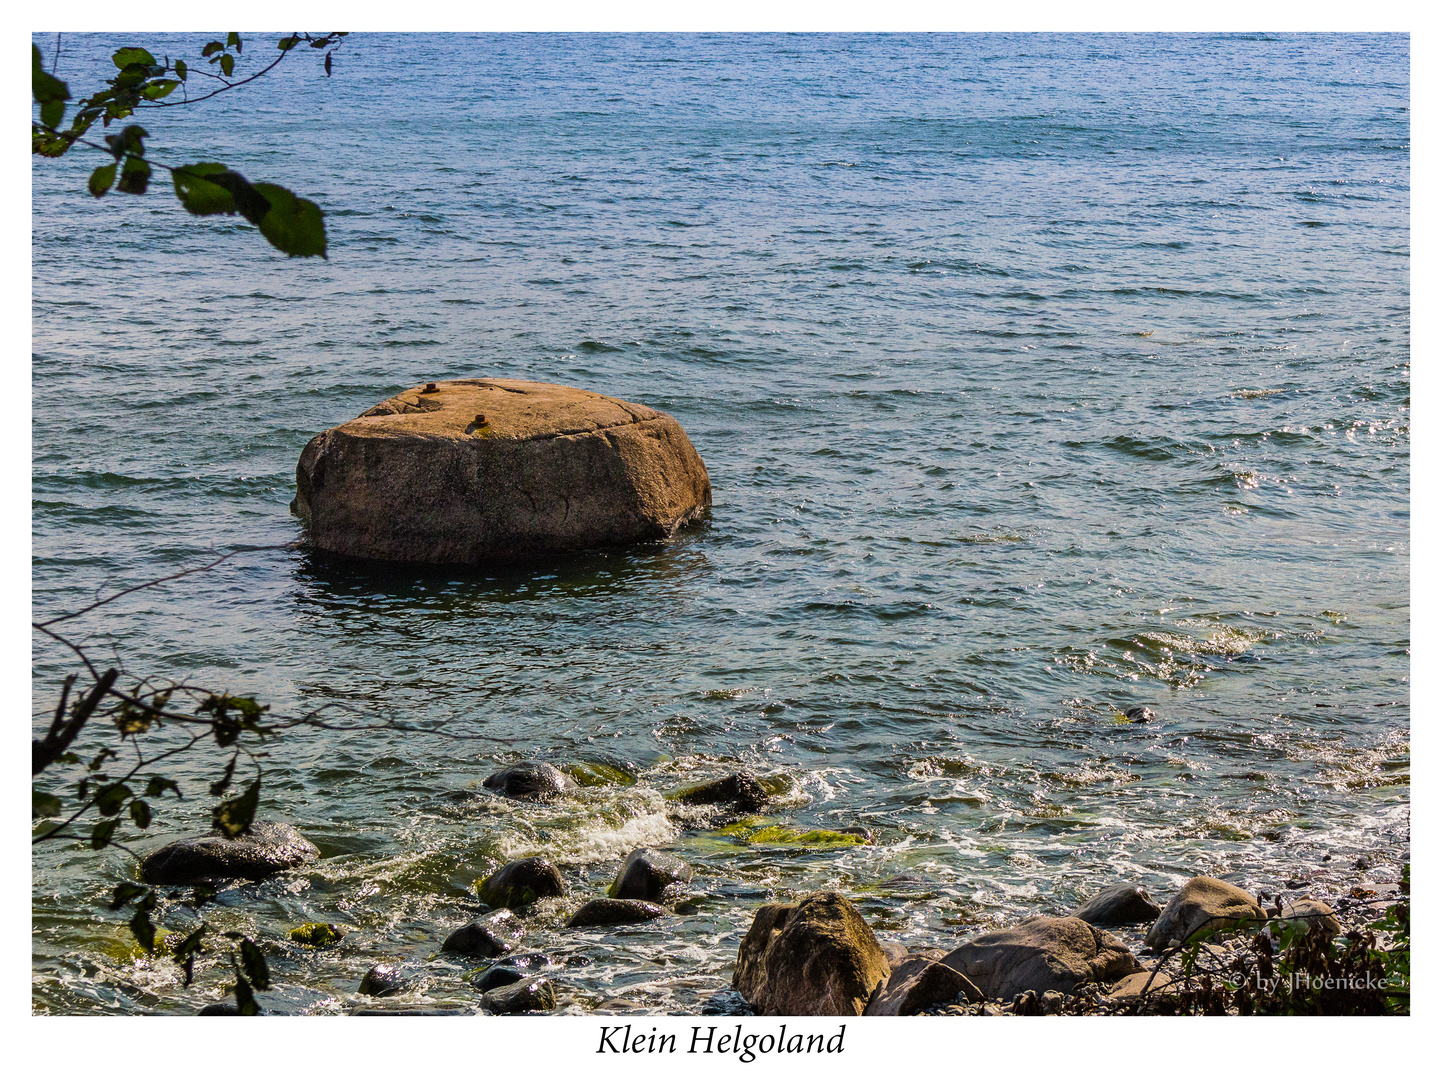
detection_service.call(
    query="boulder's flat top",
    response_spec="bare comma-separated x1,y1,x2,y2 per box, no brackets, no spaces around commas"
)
345,379,661,441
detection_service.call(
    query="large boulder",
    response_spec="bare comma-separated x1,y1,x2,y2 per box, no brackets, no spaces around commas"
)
940,916,1142,999
610,848,692,902
864,956,983,1015
477,857,565,908
483,761,572,803
733,891,890,1016
1144,876,1266,951
293,378,711,564
1071,884,1163,927
139,822,319,886
1274,898,1342,936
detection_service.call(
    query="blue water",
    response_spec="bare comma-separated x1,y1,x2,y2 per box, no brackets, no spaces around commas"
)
32,33,1409,1014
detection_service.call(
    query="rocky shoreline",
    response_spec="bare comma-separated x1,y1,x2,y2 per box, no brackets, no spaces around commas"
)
139,760,1407,1017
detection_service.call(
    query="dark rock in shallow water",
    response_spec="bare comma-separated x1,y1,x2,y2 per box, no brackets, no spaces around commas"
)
1071,884,1163,927
481,975,556,1014
1125,706,1156,723
359,963,417,998
865,956,983,1015
733,891,890,1016
351,1006,475,1016
672,772,767,813
483,761,572,803
610,847,692,902
566,898,667,928
198,1001,269,1015
941,916,1142,999
443,908,524,957
471,966,524,992
140,821,319,886
478,857,565,908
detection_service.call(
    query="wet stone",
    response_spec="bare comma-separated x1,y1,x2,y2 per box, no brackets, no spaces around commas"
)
358,963,417,998
139,821,319,887
672,772,768,813
1125,706,1156,723
481,975,556,1014
483,761,573,803
566,898,668,928
471,966,524,992
443,908,524,957
1071,884,1163,927
610,847,693,902
478,856,566,908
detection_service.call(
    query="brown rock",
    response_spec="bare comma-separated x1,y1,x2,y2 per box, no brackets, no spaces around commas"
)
940,915,1142,1000
293,379,711,564
864,956,983,1015
1144,876,1266,950
733,891,890,1016
1107,968,1178,998
1275,898,1342,936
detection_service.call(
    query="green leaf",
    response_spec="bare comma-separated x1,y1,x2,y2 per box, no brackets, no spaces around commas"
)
94,782,133,816
32,44,70,104
324,52,333,77
174,59,187,81
40,98,64,129
278,36,300,51
109,883,150,910
233,973,259,1015
227,32,243,53
129,800,152,829
129,897,158,952
33,790,61,818
212,777,260,838
238,937,270,989
112,48,157,69
209,751,239,796
104,124,147,159
144,775,181,799
252,183,328,258
116,156,152,195
142,80,180,100
172,925,207,986
202,41,224,58
220,54,235,78
91,818,118,849
173,163,239,216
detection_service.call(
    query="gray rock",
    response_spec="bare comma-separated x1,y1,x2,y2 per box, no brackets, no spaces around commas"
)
864,956,982,1015
140,821,319,886
610,848,692,902
941,915,1143,999
481,975,556,1014
733,891,890,1016
443,908,524,958
566,898,667,928
1143,876,1266,951
672,773,767,813
293,379,712,565
478,856,566,908
483,761,572,803
1072,884,1163,927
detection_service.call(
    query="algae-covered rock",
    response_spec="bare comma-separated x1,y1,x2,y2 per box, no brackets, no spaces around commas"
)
713,822,871,849
443,908,524,958
139,821,319,886
567,898,668,928
289,922,346,947
563,761,638,787
609,848,692,902
477,857,565,909
483,761,573,803
1144,876,1265,950
733,891,890,1016
293,378,712,564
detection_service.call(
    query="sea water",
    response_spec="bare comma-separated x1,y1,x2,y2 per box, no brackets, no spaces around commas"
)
31,32,1409,1014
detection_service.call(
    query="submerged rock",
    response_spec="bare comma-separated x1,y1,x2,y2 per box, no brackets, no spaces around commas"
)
1144,876,1266,951
483,761,573,803
477,857,566,908
609,848,692,902
288,922,346,947
733,891,890,1016
941,916,1142,999
1124,706,1156,723
481,975,556,1014
293,378,712,564
1071,884,1163,927
567,898,668,928
864,956,982,1015
139,821,319,886
672,773,768,814
443,908,524,958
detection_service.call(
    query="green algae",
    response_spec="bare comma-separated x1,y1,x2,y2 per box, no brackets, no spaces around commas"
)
289,922,347,947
